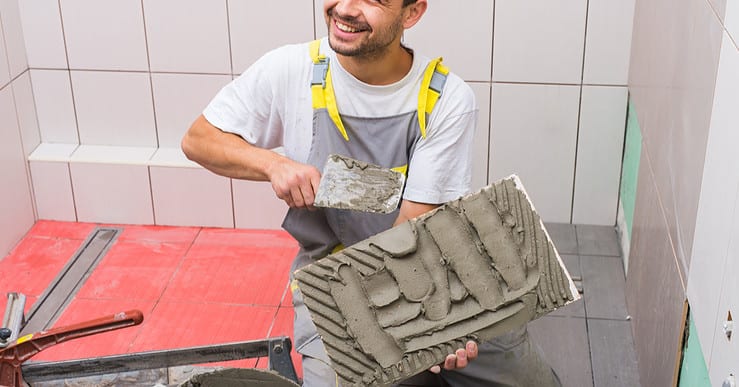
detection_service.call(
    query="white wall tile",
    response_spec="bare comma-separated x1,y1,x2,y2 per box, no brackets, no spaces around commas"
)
404,0,494,82
0,0,28,78
30,69,78,143
0,86,35,256
469,82,490,191
11,71,40,156
71,71,156,147
727,0,739,44
70,161,153,224
687,32,739,365
30,160,76,221
315,1,327,38
18,0,68,69
0,17,10,88
493,0,587,84
60,0,148,71
151,73,231,147
230,0,315,74
489,83,580,223
583,0,635,85
572,86,627,225
151,166,233,228
143,0,230,74
233,179,288,230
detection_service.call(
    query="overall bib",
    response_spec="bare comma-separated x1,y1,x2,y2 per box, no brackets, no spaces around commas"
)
285,40,560,387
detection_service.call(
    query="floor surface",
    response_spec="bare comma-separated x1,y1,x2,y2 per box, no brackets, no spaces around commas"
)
0,221,640,386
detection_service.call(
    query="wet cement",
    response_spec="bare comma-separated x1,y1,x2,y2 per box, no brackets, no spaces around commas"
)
314,154,406,214
179,368,299,387
295,175,580,387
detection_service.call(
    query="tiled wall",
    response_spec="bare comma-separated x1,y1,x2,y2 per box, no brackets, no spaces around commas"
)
0,1,37,256
626,0,739,384
16,0,634,228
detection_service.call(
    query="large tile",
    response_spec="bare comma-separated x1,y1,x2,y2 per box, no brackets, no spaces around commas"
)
489,83,580,223
493,0,587,84
143,0,230,74
469,82,490,190
60,0,149,71
687,32,739,363
29,160,76,221
230,0,314,74
11,71,41,156
581,255,629,320
544,222,578,255
588,319,641,387
150,166,234,228
572,86,628,226
30,69,79,143
403,0,494,82
727,0,739,43
70,146,155,224
577,225,621,256
529,316,593,387
582,0,636,85
115,224,200,244
0,0,28,78
151,73,231,147
26,219,96,240
18,0,68,69
0,87,35,257
71,70,156,147
0,17,11,87
193,228,297,249
232,179,289,230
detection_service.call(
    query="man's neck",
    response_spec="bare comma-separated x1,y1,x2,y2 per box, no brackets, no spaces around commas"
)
335,44,413,86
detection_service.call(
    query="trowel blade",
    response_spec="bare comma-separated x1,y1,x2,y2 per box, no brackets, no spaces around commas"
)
314,154,406,214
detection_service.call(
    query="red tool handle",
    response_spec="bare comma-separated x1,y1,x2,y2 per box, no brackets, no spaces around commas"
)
0,310,143,387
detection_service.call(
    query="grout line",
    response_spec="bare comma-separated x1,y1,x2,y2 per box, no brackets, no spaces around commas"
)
225,0,235,76
230,178,237,228
570,0,590,224
312,0,318,40
147,166,157,225
56,0,82,145
139,0,160,149
486,1,495,186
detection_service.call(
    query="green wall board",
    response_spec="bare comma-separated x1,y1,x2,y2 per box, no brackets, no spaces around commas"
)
620,99,642,238
678,316,711,387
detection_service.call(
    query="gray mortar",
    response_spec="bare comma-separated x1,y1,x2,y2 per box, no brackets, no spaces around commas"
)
179,368,298,387
295,175,580,387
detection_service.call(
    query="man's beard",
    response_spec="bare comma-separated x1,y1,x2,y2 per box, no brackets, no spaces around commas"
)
327,9,404,60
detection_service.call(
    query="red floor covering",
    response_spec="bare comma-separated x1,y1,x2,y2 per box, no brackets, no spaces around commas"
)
0,220,302,376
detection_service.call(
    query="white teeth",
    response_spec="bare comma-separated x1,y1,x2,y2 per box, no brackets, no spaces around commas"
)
336,21,359,33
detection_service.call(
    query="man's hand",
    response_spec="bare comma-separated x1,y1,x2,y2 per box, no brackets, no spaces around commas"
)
267,158,322,209
429,341,478,374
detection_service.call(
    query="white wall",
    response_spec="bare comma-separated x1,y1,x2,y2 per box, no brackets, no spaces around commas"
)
15,0,634,227
0,0,37,256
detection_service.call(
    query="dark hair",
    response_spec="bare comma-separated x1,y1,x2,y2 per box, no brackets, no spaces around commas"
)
403,0,417,6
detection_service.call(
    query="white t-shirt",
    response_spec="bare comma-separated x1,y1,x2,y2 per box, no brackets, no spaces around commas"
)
203,38,477,204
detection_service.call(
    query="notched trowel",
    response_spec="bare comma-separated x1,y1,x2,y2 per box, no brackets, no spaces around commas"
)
314,154,406,214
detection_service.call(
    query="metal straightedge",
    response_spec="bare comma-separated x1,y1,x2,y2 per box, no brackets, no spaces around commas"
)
0,293,26,348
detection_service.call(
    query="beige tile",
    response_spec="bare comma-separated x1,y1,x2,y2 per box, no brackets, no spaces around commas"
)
71,70,156,147
583,0,635,85
230,0,314,74
0,17,10,87
489,83,580,223
233,179,288,230
727,0,739,43
60,0,148,70
0,0,28,77
143,0,230,74
572,86,628,225
18,0,68,68
30,69,79,144
493,0,587,84
11,72,41,156
150,166,234,228
469,82,490,191
0,87,35,256
404,0,494,82
152,73,231,147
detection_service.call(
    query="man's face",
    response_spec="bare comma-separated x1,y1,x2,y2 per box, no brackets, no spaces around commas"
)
323,0,408,59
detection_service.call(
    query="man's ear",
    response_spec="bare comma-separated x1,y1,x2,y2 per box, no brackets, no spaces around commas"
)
403,0,427,29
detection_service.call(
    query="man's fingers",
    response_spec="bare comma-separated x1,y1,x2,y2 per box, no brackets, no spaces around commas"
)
429,365,441,374
454,348,468,369
443,354,456,370
466,341,478,360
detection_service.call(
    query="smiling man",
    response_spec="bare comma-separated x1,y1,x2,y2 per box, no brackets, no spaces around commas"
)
182,0,559,386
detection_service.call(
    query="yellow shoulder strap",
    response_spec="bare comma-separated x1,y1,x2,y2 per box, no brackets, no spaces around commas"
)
417,57,450,139
308,40,350,141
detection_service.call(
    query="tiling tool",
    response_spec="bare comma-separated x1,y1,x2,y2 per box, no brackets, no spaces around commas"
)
0,310,143,387
314,154,406,214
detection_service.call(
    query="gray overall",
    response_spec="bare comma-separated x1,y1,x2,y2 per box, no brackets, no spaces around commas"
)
284,46,561,387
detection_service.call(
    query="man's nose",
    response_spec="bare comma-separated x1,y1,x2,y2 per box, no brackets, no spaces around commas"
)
332,0,362,18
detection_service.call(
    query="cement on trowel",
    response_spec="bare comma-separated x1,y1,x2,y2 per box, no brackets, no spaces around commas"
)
295,175,580,387
314,154,405,214
179,368,299,387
